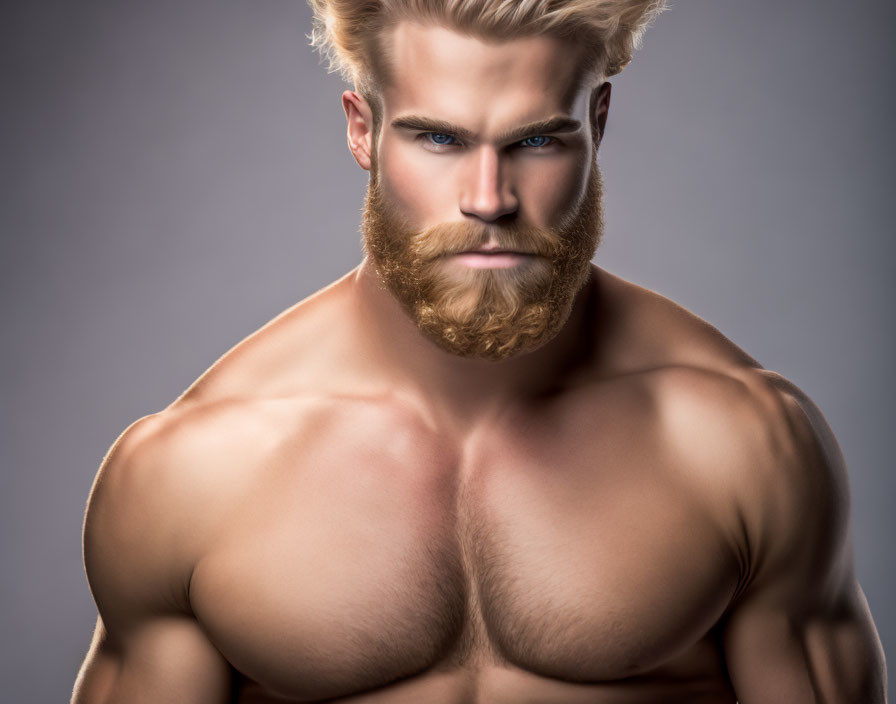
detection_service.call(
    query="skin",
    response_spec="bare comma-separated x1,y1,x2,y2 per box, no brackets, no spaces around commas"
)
73,21,887,704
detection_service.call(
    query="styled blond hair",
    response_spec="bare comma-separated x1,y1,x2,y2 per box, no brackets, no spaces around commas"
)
308,0,666,97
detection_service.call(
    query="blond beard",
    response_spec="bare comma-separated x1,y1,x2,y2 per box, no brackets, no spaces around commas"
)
361,157,604,361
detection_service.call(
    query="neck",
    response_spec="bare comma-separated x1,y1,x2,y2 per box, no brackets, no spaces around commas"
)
347,257,601,433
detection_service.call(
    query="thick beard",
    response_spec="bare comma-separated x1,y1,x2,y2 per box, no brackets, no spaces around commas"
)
361,157,604,361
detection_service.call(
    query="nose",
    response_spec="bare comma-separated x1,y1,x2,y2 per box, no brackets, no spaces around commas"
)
459,146,519,222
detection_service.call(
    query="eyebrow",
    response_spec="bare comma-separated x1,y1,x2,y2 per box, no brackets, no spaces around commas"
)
390,115,583,145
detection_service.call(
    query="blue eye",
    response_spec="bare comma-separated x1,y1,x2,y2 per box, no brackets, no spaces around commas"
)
426,133,457,146
520,136,553,148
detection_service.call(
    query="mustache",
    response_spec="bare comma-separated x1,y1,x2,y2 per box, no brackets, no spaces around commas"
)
409,220,562,261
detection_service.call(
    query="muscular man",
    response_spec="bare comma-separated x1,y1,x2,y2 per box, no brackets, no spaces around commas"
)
73,1,887,702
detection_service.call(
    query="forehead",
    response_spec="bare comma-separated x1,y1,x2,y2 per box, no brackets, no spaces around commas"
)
380,21,590,129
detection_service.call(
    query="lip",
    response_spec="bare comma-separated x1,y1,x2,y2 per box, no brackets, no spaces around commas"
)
449,251,536,269
457,248,532,255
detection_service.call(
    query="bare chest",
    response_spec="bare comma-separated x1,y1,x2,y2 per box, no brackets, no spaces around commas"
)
188,402,740,701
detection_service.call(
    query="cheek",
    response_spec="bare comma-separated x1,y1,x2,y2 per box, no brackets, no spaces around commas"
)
377,140,459,224
519,155,591,226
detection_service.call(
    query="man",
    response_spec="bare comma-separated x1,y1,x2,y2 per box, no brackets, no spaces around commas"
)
73,0,887,702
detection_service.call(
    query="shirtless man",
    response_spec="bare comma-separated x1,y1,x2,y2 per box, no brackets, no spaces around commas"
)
72,1,887,702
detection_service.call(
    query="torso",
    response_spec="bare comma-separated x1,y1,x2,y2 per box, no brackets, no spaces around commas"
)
170,266,762,702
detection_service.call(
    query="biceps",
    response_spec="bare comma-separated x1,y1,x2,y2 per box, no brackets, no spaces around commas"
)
73,615,232,704
722,580,886,704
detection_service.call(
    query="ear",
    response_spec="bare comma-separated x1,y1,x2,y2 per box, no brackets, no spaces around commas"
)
589,82,612,149
342,90,375,171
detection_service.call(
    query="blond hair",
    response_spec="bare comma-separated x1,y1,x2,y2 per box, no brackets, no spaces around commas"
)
308,0,666,97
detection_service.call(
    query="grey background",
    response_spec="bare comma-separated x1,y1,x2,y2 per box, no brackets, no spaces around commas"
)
2,0,893,701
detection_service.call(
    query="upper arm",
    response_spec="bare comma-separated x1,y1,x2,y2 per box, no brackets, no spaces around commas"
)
719,373,887,703
73,614,232,704
73,414,232,704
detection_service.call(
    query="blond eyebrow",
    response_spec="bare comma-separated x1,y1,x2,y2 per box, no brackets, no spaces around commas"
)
390,115,582,145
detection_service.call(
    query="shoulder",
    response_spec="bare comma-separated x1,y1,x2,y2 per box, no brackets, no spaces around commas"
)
595,269,851,594
654,362,846,489
732,371,851,603
174,273,356,405
595,268,846,507
83,399,286,629
87,398,282,520
592,267,762,380
651,363,851,606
